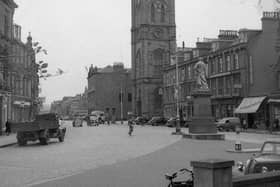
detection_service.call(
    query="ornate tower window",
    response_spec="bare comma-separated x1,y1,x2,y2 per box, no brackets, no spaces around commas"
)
151,4,156,22
160,4,165,23
153,49,164,77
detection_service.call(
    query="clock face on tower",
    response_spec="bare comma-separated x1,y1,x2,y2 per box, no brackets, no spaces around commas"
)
152,28,163,39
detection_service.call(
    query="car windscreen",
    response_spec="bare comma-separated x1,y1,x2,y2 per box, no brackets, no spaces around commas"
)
261,142,280,154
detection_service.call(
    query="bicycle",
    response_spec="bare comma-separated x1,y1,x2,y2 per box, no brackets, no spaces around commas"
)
165,168,194,187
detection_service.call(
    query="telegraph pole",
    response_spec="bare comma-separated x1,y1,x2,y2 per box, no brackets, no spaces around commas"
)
121,84,123,124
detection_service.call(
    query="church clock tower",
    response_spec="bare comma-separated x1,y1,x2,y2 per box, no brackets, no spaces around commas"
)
131,0,176,117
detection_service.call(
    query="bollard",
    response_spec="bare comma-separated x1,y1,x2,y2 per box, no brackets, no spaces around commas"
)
191,159,234,187
235,127,242,151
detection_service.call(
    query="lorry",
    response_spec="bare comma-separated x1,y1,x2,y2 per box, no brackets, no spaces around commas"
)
10,113,66,146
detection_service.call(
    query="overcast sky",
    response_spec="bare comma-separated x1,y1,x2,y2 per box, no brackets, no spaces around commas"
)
13,0,275,104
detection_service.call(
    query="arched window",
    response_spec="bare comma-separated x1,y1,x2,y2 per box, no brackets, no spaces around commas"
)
135,50,142,78
153,49,164,77
160,4,165,23
151,4,155,22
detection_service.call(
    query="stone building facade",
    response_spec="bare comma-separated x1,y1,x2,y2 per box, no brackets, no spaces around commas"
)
0,0,39,134
10,31,39,123
87,63,132,120
163,12,280,129
50,92,88,119
131,0,176,118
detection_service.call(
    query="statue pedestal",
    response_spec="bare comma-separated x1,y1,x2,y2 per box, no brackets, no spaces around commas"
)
183,89,224,140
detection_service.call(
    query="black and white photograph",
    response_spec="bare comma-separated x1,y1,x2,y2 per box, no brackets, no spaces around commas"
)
1,0,280,186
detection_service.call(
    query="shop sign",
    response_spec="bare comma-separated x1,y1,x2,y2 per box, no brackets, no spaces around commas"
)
14,101,31,107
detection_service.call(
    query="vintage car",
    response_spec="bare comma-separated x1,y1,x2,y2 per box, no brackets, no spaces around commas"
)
216,117,241,132
73,118,83,127
10,113,66,146
134,116,149,125
147,116,167,126
166,117,189,128
237,141,280,175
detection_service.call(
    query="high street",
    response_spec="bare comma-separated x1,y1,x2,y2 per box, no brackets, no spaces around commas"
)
0,122,279,187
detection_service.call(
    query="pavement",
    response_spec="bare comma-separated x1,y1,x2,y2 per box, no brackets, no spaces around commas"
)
0,133,17,148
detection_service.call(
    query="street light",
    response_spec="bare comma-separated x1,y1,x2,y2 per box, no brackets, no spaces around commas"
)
171,53,181,135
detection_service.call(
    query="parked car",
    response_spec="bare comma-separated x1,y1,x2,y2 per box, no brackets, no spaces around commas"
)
236,141,280,175
134,116,149,125
73,118,83,127
215,117,241,132
166,117,189,128
147,116,167,126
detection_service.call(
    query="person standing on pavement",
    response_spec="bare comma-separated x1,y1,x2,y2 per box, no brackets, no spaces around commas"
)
5,120,11,136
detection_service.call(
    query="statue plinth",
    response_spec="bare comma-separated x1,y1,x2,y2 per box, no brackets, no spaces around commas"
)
183,89,224,140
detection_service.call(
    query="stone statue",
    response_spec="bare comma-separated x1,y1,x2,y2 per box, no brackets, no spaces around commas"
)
194,58,209,90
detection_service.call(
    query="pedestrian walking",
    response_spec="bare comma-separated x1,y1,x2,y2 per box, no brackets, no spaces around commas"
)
5,120,11,136
128,119,134,136
242,118,247,130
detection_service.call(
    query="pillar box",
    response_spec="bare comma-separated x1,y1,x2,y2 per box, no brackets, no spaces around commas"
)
191,159,234,187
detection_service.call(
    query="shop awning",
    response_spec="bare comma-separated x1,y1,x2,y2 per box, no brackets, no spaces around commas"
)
234,96,266,114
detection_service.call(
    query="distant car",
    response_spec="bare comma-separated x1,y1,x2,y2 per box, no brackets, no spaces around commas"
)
88,114,100,126
134,116,149,125
147,117,167,126
73,118,83,127
236,141,280,175
166,117,189,128
215,117,240,132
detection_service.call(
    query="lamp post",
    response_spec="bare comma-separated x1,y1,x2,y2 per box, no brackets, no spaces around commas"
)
120,83,124,124
175,54,181,134
170,52,181,135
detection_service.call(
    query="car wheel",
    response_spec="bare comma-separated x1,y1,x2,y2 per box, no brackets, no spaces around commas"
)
58,134,65,142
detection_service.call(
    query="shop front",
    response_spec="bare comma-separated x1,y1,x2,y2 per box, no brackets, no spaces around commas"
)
234,96,268,129
12,100,32,122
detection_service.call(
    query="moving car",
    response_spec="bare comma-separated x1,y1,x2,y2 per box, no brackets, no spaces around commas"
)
216,117,240,132
237,141,280,175
147,116,167,126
